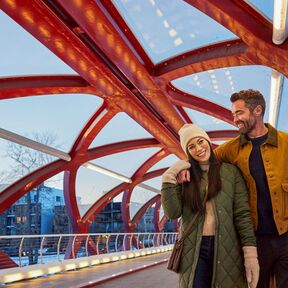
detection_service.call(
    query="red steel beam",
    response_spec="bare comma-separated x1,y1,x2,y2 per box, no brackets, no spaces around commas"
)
167,84,234,125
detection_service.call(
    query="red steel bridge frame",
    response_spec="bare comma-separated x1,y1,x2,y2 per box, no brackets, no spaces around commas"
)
0,0,287,239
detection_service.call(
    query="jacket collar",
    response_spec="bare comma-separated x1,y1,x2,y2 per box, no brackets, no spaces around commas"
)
240,123,278,147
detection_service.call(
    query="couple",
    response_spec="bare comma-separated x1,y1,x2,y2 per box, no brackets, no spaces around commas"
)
161,89,288,288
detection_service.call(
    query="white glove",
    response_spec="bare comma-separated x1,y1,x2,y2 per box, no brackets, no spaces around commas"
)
243,246,259,288
162,160,191,184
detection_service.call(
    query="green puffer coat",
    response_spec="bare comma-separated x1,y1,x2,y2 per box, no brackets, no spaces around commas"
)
161,163,256,288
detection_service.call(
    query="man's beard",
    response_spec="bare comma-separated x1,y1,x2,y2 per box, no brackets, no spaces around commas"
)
236,118,256,135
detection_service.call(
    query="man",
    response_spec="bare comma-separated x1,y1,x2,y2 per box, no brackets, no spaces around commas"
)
178,89,288,288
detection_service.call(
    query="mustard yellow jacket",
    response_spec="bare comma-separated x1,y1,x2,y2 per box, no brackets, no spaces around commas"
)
215,124,288,235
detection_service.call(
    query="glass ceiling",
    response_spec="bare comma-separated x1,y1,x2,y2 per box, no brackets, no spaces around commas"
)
0,0,287,234
113,0,237,63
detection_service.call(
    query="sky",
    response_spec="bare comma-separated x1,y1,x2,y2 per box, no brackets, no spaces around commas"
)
0,0,286,216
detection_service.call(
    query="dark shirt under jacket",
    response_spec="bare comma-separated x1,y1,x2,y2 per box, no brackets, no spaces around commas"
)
248,133,278,235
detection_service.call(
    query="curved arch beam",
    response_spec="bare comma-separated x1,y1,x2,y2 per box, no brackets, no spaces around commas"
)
159,215,169,232
154,199,162,232
70,103,118,156
63,168,81,232
121,149,168,232
167,84,234,125
131,194,161,229
154,39,249,80
0,75,99,100
0,160,70,214
208,130,239,140
81,138,162,163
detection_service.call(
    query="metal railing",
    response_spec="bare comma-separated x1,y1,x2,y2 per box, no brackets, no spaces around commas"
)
0,232,177,267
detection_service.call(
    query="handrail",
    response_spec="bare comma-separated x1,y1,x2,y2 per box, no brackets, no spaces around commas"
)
0,232,177,268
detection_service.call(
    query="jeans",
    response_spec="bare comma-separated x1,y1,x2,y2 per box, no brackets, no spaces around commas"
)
193,236,215,288
256,231,288,288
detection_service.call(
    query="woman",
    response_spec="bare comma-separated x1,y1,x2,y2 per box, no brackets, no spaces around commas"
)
161,124,259,288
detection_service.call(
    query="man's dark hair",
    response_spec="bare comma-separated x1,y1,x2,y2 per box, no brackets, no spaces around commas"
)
230,89,266,117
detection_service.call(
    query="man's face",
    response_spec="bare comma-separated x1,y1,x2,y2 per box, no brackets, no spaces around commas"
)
231,99,257,135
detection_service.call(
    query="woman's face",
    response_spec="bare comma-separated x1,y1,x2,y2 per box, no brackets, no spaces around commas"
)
187,137,211,164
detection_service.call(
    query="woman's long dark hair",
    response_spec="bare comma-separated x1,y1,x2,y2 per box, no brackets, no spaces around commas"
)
183,142,222,214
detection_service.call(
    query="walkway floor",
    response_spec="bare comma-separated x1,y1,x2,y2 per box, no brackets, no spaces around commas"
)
4,252,178,288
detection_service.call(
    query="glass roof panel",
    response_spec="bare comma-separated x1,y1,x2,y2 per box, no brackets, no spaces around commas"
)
113,0,237,63
91,148,160,177
147,154,179,172
90,112,153,148
0,94,103,152
184,108,236,131
76,166,122,217
245,0,273,21
130,186,157,219
172,66,271,111
0,10,76,76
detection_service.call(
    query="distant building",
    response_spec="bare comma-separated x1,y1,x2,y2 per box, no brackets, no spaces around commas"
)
89,201,123,233
0,184,67,235
136,206,155,232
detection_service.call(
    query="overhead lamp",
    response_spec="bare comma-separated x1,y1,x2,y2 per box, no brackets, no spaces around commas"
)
83,162,161,194
273,0,288,44
0,128,71,161
82,162,132,183
269,69,284,127
138,183,160,194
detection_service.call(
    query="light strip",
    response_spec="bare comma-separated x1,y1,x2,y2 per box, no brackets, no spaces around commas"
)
82,162,160,193
0,128,71,161
82,162,132,183
138,183,160,194
273,0,288,44
269,69,284,127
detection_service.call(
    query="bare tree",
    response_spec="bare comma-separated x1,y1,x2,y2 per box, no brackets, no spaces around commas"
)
3,131,62,264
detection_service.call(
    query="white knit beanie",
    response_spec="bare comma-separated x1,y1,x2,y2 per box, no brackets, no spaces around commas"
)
178,124,211,154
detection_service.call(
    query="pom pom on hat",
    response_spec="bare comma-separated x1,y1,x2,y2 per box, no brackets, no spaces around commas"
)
178,124,211,154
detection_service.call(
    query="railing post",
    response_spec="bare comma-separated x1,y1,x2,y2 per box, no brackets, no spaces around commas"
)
19,237,24,267
115,234,119,252
105,235,110,254
57,236,62,261
72,235,76,259
85,235,89,257
40,236,45,264
123,234,127,251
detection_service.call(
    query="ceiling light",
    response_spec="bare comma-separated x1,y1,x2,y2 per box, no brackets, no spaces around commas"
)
273,0,288,44
269,69,284,126
0,128,71,161
82,162,132,183
174,38,183,46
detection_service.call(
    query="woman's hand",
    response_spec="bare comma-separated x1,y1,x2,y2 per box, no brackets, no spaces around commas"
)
242,246,259,288
162,160,191,184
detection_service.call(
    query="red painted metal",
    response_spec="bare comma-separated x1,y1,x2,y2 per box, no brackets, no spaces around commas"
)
159,215,169,232
131,195,161,229
121,149,168,233
167,84,234,125
0,250,18,270
0,160,70,215
154,39,249,78
153,200,162,233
